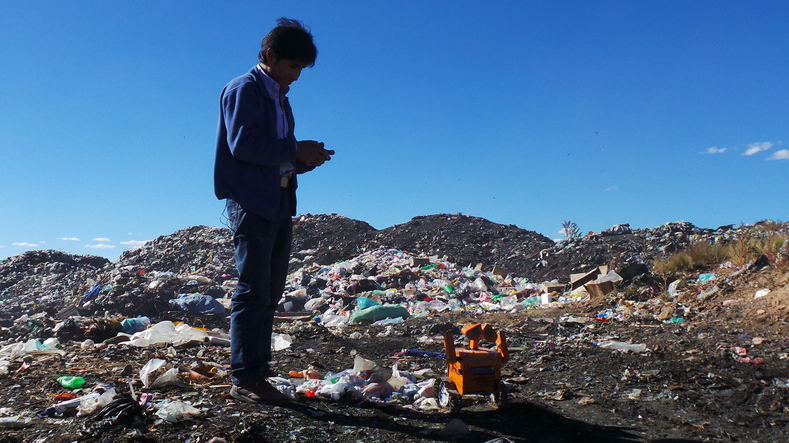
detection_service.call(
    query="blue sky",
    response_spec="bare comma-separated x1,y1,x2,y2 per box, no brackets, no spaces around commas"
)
1,1,787,261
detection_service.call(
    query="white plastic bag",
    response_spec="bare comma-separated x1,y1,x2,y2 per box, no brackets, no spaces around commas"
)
129,321,208,347
596,340,647,353
272,333,293,351
140,358,181,388
77,387,117,416
352,354,377,374
155,400,201,422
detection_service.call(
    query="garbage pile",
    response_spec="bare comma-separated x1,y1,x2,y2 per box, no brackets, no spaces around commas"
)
0,214,559,325
282,248,552,329
1,215,782,339
0,250,109,314
1,215,788,442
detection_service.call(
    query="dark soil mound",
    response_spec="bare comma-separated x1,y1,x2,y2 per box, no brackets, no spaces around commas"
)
290,213,377,270
368,213,555,275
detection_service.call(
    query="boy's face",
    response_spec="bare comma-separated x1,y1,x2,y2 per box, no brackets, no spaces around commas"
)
264,51,307,90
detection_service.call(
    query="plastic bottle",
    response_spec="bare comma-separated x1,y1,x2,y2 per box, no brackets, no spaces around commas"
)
57,376,86,389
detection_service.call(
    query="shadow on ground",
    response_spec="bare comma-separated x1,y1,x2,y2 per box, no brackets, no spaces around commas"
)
247,399,702,443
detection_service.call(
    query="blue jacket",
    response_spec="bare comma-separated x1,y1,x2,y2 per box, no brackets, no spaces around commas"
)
214,67,314,219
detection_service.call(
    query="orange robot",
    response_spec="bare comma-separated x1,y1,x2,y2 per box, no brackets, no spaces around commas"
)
439,323,509,411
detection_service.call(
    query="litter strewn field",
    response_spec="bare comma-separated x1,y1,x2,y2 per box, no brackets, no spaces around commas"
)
1,214,787,442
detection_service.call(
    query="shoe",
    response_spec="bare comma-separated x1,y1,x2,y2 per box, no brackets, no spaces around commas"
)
230,378,291,405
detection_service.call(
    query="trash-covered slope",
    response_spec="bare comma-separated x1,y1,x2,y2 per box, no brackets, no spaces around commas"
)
0,215,770,322
0,250,109,318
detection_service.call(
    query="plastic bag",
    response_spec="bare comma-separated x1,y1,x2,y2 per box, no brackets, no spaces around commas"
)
272,333,293,351
596,340,647,353
412,397,440,411
355,296,380,309
21,339,65,356
362,382,392,399
350,304,410,323
168,294,225,315
121,316,151,334
140,358,180,388
352,354,377,374
155,400,201,422
471,277,489,292
128,321,208,347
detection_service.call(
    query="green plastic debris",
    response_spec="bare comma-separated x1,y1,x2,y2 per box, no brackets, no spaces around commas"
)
57,376,85,389
350,304,410,323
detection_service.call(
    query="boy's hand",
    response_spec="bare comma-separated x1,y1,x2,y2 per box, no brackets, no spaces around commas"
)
297,140,333,166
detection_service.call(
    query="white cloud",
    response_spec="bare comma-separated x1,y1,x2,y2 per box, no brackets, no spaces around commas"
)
13,242,39,247
605,186,619,191
767,149,789,161
704,147,727,154
85,243,115,249
120,240,149,247
743,141,773,156
92,237,111,242
60,237,81,241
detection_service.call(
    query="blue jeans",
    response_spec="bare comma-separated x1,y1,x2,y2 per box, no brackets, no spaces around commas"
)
226,195,292,384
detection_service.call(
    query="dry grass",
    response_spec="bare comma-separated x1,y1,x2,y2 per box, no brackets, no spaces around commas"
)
726,221,788,271
651,241,730,276
652,221,789,281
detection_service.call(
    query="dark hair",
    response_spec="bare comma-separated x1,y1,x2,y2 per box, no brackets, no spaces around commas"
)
258,18,317,67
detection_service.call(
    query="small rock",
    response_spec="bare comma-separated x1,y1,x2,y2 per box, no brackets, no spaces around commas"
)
551,389,573,401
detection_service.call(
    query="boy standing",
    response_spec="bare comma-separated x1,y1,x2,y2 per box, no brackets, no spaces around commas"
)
214,18,333,404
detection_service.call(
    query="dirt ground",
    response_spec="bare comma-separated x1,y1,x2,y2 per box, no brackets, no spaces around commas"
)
1,216,788,442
